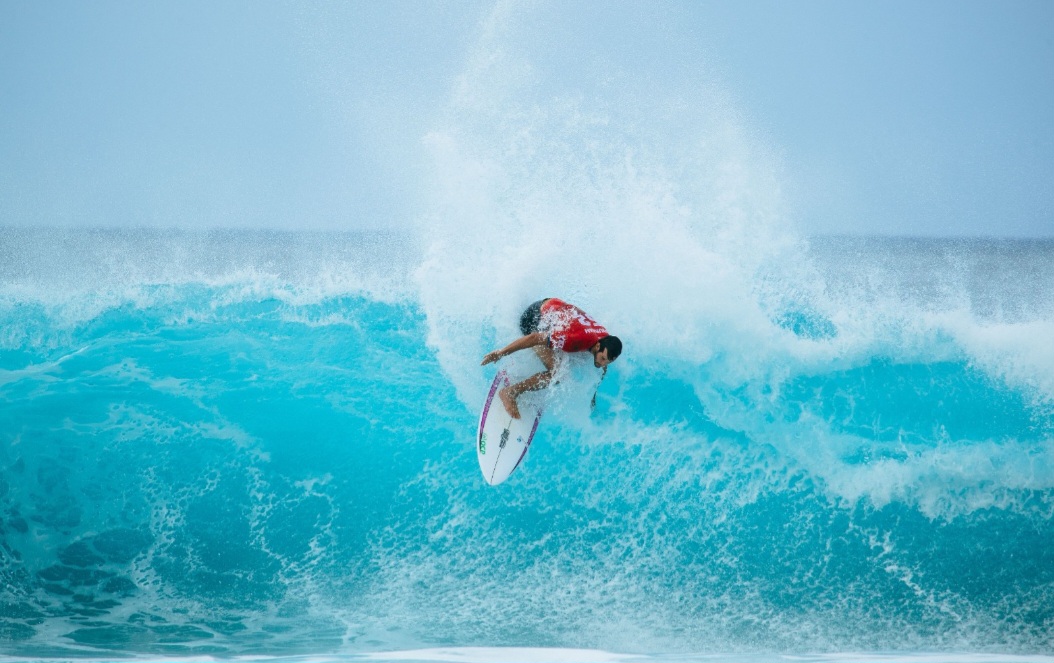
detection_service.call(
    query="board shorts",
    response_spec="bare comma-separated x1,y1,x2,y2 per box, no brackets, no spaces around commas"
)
519,298,551,336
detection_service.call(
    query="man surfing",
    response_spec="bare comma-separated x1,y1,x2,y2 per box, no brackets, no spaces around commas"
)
481,298,622,418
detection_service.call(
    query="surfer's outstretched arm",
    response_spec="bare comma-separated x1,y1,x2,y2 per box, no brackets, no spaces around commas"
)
481,332,547,365
591,366,607,411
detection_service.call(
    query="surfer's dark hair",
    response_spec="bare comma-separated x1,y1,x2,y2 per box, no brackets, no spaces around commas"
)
599,335,622,361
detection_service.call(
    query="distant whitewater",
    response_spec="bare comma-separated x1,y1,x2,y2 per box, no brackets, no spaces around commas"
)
1,227,1052,660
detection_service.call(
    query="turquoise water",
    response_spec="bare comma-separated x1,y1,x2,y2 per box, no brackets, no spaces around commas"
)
1,229,1052,660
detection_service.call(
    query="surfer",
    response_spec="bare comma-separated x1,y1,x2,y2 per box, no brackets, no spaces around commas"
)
481,298,622,418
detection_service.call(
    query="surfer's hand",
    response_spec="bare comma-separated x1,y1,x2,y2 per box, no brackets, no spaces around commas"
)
481,351,501,366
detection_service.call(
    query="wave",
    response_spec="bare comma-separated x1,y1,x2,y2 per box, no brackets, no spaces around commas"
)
1,230,1052,658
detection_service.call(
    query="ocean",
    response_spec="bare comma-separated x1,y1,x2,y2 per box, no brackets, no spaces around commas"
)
1,227,1052,662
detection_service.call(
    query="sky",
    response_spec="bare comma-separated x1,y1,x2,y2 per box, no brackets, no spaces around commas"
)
1,0,1051,236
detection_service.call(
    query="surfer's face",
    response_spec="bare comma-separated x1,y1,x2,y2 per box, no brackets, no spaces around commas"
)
593,347,612,368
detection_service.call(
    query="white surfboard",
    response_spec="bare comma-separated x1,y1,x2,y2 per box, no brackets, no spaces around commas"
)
476,368,544,485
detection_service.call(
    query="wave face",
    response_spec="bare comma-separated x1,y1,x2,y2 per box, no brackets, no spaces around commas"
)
1,227,1053,659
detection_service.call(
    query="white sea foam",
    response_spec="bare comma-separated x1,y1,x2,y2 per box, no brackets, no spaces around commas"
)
0,227,419,311
359,647,643,663
408,2,1054,528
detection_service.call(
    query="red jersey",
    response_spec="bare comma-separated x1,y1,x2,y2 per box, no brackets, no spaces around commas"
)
539,298,609,352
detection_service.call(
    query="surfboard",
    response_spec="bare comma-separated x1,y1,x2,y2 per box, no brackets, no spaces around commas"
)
476,368,544,485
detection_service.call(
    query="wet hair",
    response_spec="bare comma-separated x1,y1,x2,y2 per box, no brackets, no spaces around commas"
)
599,335,622,361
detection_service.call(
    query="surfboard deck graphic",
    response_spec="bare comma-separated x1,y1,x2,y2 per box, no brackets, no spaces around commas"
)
476,368,543,485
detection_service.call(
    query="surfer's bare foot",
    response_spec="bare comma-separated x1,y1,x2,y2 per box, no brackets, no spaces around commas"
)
499,386,521,419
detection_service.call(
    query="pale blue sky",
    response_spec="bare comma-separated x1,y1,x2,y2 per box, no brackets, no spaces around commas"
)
1,0,1051,236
